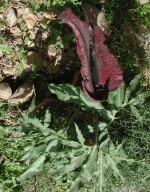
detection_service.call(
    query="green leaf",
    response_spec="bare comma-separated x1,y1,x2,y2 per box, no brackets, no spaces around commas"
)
98,122,107,131
0,126,5,138
115,84,125,107
108,83,125,108
75,123,85,145
97,150,107,192
21,113,47,132
107,84,125,121
100,137,110,152
79,89,105,111
130,105,142,122
67,177,80,192
99,131,107,142
20,144,46,164
82,145,98,182
20,145,34,162
61,139,81,148
123,74,141,106
18,62,24,77
110,143,135,165
106,153,124,181
49,83,81,102
17,154,46,182
0,44,13,52
28,96,36,119
109,143,126,158
44,110,51,128
51,149,90,176
46,140,58,152
23,36,29,45
67,146,97,191
48,84,110,120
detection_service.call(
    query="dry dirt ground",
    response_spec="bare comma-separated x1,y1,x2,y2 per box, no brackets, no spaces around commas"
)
0,1,83,116
0,1,150,109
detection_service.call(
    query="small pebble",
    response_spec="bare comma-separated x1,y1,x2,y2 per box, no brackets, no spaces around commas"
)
0,82,12,100
6,7,17,27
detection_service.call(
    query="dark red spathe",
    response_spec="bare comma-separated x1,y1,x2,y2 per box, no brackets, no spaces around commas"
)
57,8,123,102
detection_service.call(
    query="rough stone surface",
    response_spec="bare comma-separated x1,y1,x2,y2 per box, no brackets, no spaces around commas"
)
139,0,149,4
0,82,12,100
6,7,17,27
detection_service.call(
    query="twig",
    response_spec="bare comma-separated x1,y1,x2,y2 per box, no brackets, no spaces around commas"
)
64,105,80,131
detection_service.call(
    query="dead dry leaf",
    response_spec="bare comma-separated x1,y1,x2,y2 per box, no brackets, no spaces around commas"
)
17,7,26,16
47,59,60,74
0,50,3,57
22,63,32,73
10,26,22,36
23,8,38,29
29,26,39,40
43,10,56,20
47,46,57,57
41,30,49,40
45,54,61,74
9,80,34,104
144,69,150,83
6,7,17,27
27,51,43,68
36,97,56,114
2,67,18,77
0,82,12,100
10,131,25,137
26,40,35,48
29,31,36,40
72,70,80,86
0,13,3,20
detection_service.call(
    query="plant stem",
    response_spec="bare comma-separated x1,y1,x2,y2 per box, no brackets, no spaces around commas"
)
64,105,80,131
95,112,99,146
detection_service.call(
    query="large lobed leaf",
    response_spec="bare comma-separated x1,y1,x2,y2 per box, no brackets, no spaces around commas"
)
17,154,46,182
48,83,111,120
57,8,123,102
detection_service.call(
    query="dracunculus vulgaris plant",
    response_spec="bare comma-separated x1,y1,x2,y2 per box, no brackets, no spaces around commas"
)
57,7,123,102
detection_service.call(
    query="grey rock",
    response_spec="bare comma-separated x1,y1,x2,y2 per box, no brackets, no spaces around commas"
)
139,0,149,4
6,7,17,27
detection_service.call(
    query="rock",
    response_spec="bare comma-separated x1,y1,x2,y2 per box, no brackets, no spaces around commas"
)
84,4,110,35
139,0,149,4
97,12,110,35
9,80,34,104
0,82,12,100
2,67,18,77
6,7,17,27
47,46,57,57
